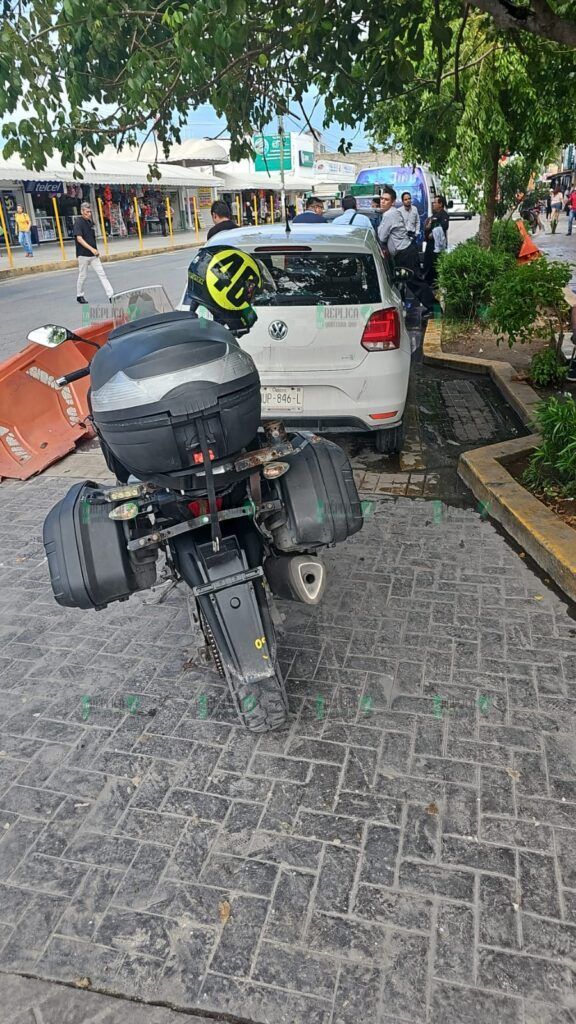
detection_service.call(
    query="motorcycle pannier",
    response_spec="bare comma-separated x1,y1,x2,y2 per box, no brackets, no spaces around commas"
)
89,312,261,483
268,434,364,552
43,481,157,610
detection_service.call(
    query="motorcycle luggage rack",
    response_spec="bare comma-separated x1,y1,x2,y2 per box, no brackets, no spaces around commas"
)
234,440,294,473
126,500,282,552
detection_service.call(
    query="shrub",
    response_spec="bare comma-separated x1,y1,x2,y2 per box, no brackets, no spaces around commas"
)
486,256,570,347
524,395,576,498
437,240,513,321
491,219,522,258
529,347,568,388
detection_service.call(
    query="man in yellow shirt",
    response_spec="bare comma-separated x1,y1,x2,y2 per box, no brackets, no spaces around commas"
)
15,205,33,257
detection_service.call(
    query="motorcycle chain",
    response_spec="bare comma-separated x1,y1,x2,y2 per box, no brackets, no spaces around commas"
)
200,610,225,678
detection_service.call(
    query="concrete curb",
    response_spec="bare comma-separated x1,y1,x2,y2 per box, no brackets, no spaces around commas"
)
459,436,576,603
0,240,198,280
423,317,575,602
422,316,542,428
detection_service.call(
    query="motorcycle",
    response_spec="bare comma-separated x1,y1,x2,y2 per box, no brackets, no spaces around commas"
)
32,273,364,733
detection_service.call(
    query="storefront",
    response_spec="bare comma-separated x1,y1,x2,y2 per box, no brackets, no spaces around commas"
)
0,153,221,246
216,172,319,223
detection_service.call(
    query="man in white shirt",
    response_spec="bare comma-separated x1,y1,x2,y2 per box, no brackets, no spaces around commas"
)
333,195,374,230
378,187,434,310
399,191,420,239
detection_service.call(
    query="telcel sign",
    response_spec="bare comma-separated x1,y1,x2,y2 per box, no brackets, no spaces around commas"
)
252,134,292,172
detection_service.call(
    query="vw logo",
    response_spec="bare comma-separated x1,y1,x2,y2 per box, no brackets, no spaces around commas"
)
268,320,288,341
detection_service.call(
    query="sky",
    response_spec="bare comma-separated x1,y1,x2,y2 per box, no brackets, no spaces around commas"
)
0,90,371,157
179,93,370,152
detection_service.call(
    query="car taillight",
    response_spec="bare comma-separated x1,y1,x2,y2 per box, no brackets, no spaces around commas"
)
361,308,400,351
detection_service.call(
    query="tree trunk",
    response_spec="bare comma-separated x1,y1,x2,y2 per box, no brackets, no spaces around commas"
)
478,143,500,248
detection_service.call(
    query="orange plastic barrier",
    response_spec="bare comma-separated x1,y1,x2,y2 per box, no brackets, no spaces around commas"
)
516,219,541,263
0,321,113,480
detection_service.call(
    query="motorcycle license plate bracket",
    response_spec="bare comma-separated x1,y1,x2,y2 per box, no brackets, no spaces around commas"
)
192,565,264,598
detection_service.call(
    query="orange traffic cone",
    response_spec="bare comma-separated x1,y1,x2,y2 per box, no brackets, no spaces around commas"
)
516,219,541,262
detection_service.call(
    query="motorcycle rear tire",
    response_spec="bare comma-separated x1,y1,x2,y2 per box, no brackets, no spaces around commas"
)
200,608,288,733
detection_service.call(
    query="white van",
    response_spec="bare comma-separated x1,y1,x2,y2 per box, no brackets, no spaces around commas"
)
353,165,443,241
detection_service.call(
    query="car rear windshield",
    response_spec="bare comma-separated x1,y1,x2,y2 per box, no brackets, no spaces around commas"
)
254,252,381,306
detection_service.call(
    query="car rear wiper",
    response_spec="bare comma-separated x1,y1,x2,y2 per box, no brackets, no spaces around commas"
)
256,295,332,306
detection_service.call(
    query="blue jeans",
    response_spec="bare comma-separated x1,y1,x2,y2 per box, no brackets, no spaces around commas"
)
18,230,33,255
568,209,576,235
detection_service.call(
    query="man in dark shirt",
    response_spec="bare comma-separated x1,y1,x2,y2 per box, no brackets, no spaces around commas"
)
292,197,326,223
74,202,114,304
423,195,449,286
206,200,237,240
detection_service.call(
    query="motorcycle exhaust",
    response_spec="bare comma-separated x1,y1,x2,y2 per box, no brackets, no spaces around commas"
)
264,554,326,605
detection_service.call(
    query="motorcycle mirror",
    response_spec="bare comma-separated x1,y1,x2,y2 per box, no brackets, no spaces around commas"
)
27,325,73,348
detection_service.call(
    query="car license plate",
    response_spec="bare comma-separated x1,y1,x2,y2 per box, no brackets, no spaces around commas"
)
261,386,303,412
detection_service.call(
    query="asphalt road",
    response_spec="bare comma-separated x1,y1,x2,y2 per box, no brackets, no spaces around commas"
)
0,217,479,363
0,248,194,362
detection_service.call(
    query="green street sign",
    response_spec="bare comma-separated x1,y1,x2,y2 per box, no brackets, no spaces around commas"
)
253,133,292,172
299,150,314,168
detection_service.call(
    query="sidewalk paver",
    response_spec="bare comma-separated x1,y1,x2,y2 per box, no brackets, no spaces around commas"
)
1,467,576,1023
0,972,216,1023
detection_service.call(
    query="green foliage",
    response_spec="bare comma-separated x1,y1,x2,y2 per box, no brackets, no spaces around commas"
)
495,157,533,219
529,347,569,388
524,396,576,498
437,240,513,321
486,257,570,347
0,1,575,177
375,17,576,246
491,219,522,258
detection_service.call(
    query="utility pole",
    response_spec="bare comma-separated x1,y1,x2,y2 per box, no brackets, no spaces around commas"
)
278,114,286,223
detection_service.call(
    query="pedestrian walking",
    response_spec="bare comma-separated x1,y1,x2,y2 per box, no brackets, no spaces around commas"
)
377,187,435,310
546,189,552,220
74,202,114,304
551,186,564,228
15,205,33,257
157,200,167,236
399,191,420,240
244,201,254,226
567,185,576,235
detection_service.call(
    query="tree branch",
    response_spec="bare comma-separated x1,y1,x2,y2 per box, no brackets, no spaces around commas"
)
470,0,576,47
454,3,470,102
403,43,498,96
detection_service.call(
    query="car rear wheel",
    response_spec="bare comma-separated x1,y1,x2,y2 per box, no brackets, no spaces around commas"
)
374,422,404,455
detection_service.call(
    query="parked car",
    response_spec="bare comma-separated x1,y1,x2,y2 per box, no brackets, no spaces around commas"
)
447,192,475,219
180,224,411,454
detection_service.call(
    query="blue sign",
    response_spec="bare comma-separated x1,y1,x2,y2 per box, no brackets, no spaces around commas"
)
23,180,65,194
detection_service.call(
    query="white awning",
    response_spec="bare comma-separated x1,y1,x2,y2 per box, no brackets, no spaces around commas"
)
100,139,229,166
0,154,221,187
215,170,315,191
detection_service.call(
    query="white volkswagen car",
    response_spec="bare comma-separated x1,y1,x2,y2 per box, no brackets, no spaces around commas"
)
181,224,411,454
